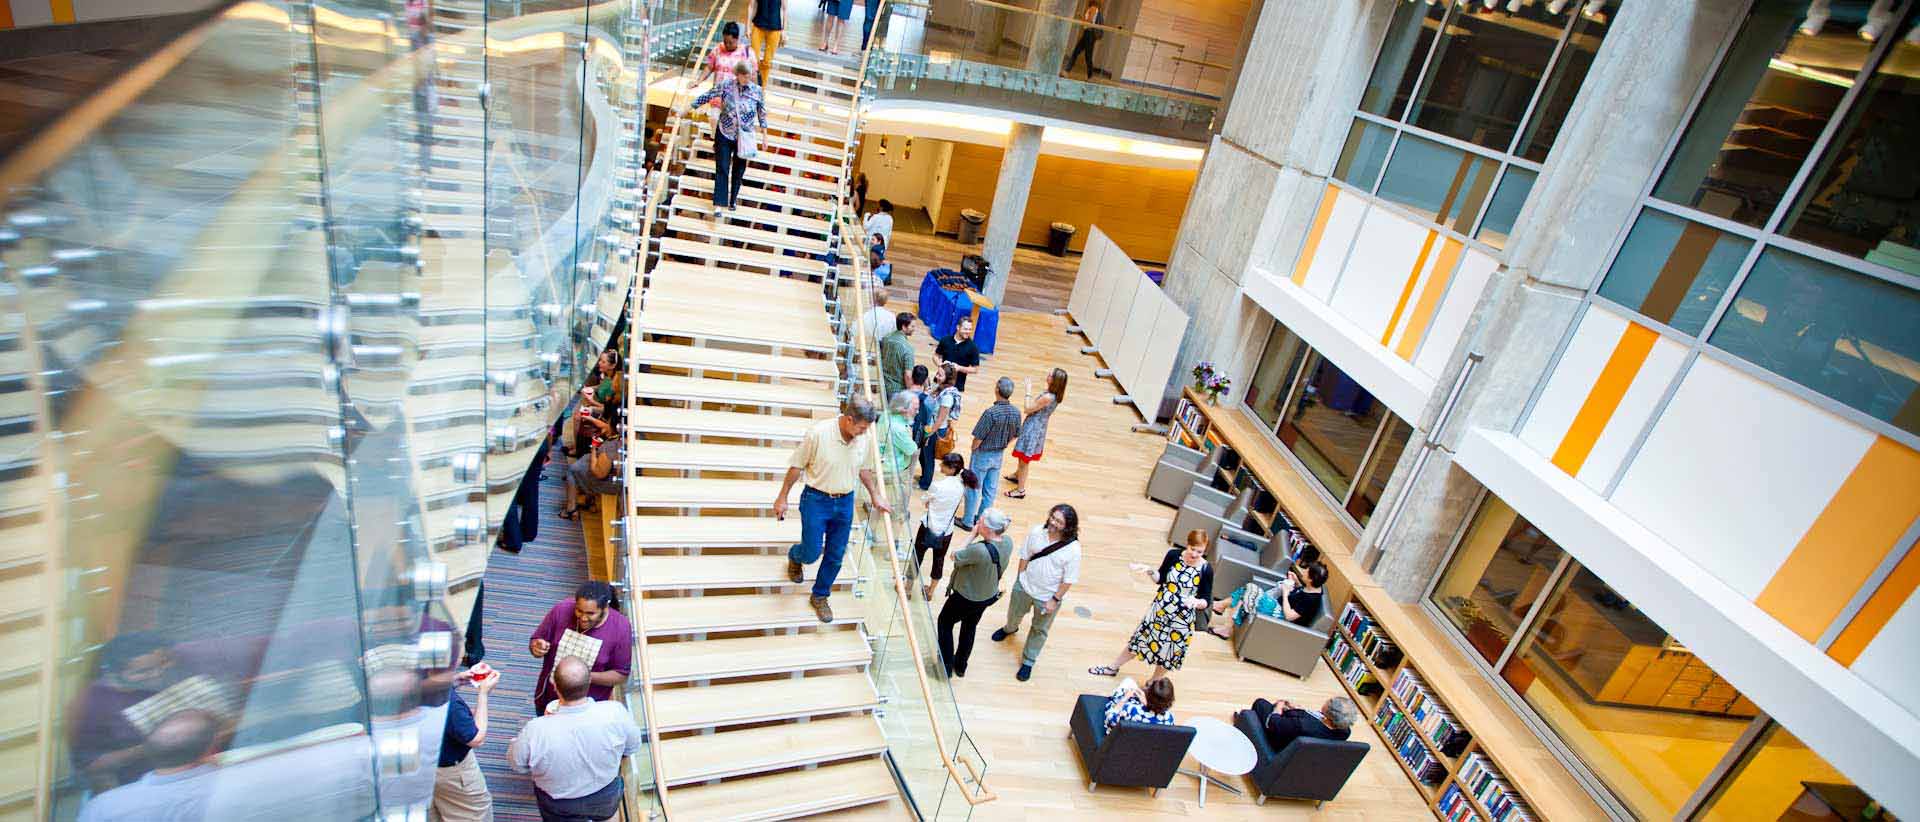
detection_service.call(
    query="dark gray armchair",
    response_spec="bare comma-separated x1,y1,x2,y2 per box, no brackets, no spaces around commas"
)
1233,710,1370,807
1069,694,1196,794
1146,442,1216,506
1168,481,1255,545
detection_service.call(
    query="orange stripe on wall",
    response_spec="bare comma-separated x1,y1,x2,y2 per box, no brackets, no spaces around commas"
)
1290,185,1340,286
48,0,71,22
1380,230,1439,347
0,0,14,30
1829,543,1920,666
1550,323,1657,474
1393,237,1463,360
1757,436,1920,643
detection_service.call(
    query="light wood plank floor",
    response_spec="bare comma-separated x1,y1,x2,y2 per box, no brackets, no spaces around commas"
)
900,310,1430,820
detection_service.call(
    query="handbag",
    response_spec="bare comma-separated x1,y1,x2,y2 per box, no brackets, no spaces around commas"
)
932,425,957,459
737,127,760,160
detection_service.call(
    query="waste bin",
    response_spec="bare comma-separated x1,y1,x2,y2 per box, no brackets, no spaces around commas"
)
1047,222,1076,256
958,209,986,244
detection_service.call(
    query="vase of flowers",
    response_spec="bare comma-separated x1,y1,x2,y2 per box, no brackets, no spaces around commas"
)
1191,361,1232,405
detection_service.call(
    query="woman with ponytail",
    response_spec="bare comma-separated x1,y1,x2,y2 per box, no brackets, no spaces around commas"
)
915,452,978,599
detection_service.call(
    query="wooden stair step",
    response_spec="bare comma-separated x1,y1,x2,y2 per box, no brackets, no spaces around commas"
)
826,797,915,821
764,84,855,116
771,54,862,85
636,298,837,353
686,140,844,178
676,175,835,216
669,193,831,235
645,269,826,314
627,440,794,473
629,340,837,382
651,672,878,733
664,213,831,255
655,714,885,785
760,115,849,146
684,157,841,196
670,118,845,162
666,757,898,821
656,236,831,278
646,631,872,683
629,373,838,411
642,592,862,635
623,514,802,548
634,554,849,591
624,406,819,441
626,477,795,508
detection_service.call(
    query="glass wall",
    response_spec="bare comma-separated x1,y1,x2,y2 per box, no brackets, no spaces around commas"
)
1594,1,1920,440
1243,321,1412,525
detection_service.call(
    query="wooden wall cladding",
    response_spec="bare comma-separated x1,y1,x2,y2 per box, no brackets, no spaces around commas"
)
936,141,1196,264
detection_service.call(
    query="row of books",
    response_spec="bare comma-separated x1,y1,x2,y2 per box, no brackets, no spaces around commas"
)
1374,699,1447,786
1437,783,1486,822
1459,753,1533,822
1338,602,1398,665
1173,398,1210,440
1392,668,1470,753
1326,635,1381,694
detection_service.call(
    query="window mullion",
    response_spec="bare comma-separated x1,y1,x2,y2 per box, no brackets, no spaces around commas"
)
1505,5,1581,156
1396,1,1455,125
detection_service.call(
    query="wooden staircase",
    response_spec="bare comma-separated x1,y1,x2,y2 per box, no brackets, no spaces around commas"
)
626,47,912,821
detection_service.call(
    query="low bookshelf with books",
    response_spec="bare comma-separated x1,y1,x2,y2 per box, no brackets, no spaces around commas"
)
1328,602,1535,822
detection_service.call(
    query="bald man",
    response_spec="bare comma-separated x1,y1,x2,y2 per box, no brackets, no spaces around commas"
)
78,709,221,821
508,657,646,821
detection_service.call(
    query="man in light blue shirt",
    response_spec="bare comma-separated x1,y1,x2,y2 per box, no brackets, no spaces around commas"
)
77,709,219,822
508,657,646,821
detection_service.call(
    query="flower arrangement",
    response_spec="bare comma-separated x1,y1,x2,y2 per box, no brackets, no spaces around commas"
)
1191,361,1232,403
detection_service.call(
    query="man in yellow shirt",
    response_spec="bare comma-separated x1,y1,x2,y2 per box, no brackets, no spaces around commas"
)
775,397,894,622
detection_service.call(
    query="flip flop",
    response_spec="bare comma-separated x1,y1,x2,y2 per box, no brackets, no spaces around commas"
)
1087,665,1119,677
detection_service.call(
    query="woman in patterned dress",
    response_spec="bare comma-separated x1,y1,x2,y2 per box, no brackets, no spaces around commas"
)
1004,368,1066,499
1088,529,1214,681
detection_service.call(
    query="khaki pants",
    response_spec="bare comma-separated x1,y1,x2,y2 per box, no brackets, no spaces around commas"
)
431,754,494,822
750,26,783,86
999,579,1060,667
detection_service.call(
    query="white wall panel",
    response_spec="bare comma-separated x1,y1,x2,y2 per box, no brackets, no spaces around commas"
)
1095,254,1141,349
1611,358,1874,597
1078,240,1118,336
1066,229,1103,322
1518,306,1629,458
1242,268,1435,422
1138,306,1188,417
1412,248,1497,378
1112,277,1161,392
1328,207,1429,340
1298,189,1367,301
1851,592,1920,717
1574,335,1687,491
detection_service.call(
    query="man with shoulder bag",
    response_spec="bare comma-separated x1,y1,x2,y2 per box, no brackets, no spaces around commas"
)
992,503,1082,681
936,509,1013,678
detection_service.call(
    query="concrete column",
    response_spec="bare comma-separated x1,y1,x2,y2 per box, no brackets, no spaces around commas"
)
1027,0,1080,74
981,121,1043,306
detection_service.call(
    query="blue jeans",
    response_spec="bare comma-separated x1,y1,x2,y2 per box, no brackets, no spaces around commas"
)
788,486,856,598
963,450,1003,528
860,0,882,48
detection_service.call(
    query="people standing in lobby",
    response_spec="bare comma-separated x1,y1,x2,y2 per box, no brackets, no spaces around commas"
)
963,377,1022,528
776,398,893,623
919,362,963,491
688,62,765,216
1247,696,1358,752
916,452,977,599
1089,528,1213,682
507,658,647,822
992,503,1082,681
748,0,782,86
527,582,632,715
433,666,497,821
880,311,916,401
933,316,982,392
1005,367,1066,499
1063,0,1102,80
938,509,1013,677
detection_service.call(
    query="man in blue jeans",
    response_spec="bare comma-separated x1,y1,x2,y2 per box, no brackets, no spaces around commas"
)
963,377,1021,528
776,397,893,623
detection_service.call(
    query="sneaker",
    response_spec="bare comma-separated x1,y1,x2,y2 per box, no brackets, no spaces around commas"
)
809,595,833,623
787,559,805,584
1016,664,1032,681
990,628,1011,642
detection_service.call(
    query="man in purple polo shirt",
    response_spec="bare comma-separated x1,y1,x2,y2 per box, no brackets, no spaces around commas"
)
528,581,632,715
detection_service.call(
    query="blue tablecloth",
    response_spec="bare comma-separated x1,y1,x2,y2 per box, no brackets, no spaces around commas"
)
916,270,999,355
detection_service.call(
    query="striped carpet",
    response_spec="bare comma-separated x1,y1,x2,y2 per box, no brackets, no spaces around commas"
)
473,457,590,822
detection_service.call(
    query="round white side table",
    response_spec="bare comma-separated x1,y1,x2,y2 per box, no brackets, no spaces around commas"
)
1182,716,1257,807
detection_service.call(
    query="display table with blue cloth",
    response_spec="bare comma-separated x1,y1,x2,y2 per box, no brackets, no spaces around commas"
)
917,269,1000,354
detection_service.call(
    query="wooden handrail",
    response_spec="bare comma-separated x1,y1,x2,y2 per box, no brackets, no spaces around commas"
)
838,14,997,803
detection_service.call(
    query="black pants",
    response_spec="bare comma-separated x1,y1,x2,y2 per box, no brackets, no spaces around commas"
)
713,130,750,209
917,435,940,490
535,776,623,822
937,594,993,675
914,525,954,582
1065,32,1098,79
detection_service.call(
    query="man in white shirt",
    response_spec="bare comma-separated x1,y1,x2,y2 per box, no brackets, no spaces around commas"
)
863,199,895,256
991,503,1081,681
861,289,896,351
508,657,646,821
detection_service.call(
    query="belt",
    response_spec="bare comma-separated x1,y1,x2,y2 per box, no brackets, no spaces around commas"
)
804,485,854,499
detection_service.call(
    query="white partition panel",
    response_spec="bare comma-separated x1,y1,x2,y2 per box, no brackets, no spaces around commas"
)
1136,302,1188,417
1067,230,1104,322
1062,226,1191,419
1079,243,1118,338
1096,257,1140,352
1111,275,1161,393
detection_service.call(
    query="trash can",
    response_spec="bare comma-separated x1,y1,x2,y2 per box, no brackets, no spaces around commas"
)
1047,222,1076,256
958,209,986,244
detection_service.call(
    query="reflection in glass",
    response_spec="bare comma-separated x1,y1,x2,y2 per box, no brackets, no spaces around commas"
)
1783,13,1920,266
1376,132,1499,233
1431,497,1566,668
1333,119,1395,191
1707,248,1920,435
1347,416,1409,524
1516,11,1609,161
1244,323,1307,430
1408,4,1568,152
1699,724,1890,821
1476,166,1537,250
1654,0,1873,227
1276,354,1388,502
1509,567,1753,819
1359,0,1445,119
1597,209,1753,335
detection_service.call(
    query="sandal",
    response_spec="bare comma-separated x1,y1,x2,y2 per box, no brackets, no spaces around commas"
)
1005,489,1026,499
1087,665,1119,677
558,507,578,520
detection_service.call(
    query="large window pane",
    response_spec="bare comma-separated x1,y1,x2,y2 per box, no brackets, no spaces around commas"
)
1783,13,1920,266
1347,416,1411,524
1359,0,1446,119
1698,724,1889,821
1516,11,1610,161
1407,4,1568,152
1244,324,1307,430
1377,133,1500,234
1707,248,1920,435
1509,566,1755,819
1333,119,1394,191
1476,166,1537,250
1597,209,1754,335
1276,353,1390,502
1431,496,1566,668
1653,1,1875,227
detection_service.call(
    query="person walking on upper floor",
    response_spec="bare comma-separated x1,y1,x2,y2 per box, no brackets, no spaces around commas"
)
507,658,647,822
776,398,893,623
918,362,963,491
933,316,981,392
1063,0,1102,80
1005,367,1065,500
527,582,632,716
962,377,1021,528
992,503,1082,681
936,508,1012,677
748,0,783,86
433,665,498,822
859,0,884,49
1247,696,1359,753
880,311,916,401
688,62,765,216
1088,528,1214,682
916,452,978,599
